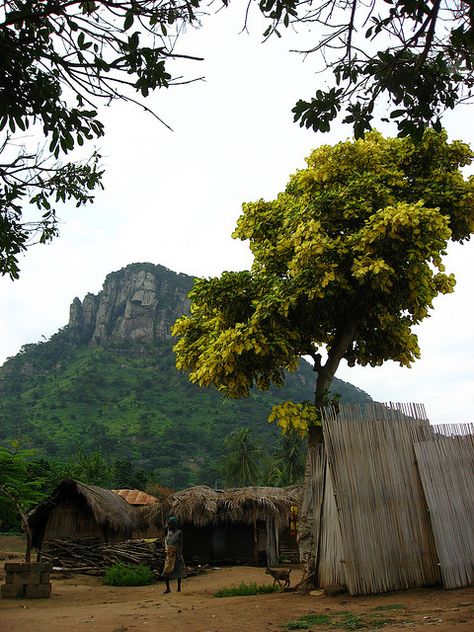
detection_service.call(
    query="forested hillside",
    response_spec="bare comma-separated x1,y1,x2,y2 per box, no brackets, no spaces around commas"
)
0,263,371,488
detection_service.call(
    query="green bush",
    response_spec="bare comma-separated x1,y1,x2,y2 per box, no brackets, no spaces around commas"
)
103,562,154,586
214,581,280,597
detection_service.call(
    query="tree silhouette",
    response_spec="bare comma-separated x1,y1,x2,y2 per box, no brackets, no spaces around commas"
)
220,427,261,487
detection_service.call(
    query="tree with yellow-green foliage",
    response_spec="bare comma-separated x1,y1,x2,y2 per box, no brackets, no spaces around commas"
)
173,130,474,582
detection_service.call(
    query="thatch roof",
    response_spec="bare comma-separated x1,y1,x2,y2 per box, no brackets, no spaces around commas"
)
151,485,302,529
28,479,146,547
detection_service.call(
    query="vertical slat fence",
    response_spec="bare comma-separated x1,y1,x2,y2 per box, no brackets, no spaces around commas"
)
321,403,440,595
317,461,346,587
414,423,474,589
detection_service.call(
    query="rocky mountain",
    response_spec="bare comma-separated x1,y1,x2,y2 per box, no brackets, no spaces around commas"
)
67,263,193,346
0,263,371,488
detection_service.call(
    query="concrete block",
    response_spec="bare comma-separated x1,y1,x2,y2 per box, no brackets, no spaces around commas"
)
4,563,23,572
1,584,24,598
24,583,52,598
10,570,42,585
5,562,52,573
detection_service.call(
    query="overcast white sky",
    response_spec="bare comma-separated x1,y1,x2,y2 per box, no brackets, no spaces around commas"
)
0,7,473,424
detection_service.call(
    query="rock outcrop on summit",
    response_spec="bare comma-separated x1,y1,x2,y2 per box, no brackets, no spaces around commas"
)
67,263,194,346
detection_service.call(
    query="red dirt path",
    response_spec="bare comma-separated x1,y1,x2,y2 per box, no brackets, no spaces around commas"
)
1,561,473,632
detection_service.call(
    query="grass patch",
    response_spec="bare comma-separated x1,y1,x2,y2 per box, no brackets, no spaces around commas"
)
285,623,311,630
284,608,403,630
103,562,154,586
214,581,280,597
335,613,365,630
370,604,405,611
284,614,332,629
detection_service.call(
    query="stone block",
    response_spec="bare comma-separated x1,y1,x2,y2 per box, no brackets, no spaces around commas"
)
5,562,53,573
4,563,22,572
9,570,42,585
1,584,24,598
40,572,51,584
24,583,52,599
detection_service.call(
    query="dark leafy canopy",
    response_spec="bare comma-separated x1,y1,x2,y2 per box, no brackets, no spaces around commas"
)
2,1,473,280
0,0,202,278
0,442,46,526
257,0,474,139
174,131,473,434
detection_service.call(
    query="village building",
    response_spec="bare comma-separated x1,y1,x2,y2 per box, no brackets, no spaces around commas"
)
157,485,301,566
28,479,146,550
27,481,300,568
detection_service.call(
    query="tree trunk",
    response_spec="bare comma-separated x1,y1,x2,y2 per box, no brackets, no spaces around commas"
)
19,507,33,563
296,377,329,589
297,424,324,586
297,316,360,589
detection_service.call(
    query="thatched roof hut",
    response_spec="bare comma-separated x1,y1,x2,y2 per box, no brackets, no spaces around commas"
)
151,485,302,566
168,485,301,528
28,479,146,549
28,481,301,565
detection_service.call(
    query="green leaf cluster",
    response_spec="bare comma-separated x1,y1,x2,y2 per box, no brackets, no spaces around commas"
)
0,0,201,278
261,1,474,138
0,442,46,531
174,131,473,416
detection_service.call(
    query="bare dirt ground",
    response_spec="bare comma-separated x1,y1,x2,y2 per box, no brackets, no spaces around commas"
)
1,539,473,632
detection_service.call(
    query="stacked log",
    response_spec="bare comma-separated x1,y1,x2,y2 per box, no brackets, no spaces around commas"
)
39,538,208,578
40,538,165,575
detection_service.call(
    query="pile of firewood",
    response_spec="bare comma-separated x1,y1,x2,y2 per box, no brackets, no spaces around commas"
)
40,538,209,578
41,537,165,575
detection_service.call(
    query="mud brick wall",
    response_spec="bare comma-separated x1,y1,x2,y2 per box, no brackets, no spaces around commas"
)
1,562,53,599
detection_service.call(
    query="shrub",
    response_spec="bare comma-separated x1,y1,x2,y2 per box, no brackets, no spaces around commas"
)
214,581,280,597
103,562,154,586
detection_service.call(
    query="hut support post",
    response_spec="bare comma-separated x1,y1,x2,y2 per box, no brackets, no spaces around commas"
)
265,519,278,567
253,507,258,565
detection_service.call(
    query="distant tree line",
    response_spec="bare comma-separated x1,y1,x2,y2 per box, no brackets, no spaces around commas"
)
0,428,305,531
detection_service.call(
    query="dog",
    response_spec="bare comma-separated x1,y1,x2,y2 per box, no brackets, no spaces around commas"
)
265,567,291,588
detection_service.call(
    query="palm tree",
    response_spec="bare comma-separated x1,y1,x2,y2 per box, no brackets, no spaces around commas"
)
219,428,260,487
276,434,305,486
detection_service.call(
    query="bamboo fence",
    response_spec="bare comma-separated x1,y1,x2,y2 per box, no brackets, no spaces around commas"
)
317,461,346,587
414,423,474,589
321,402,441,595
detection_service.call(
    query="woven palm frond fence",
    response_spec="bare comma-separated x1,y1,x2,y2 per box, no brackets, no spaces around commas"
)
315,403,473,595
414,423,474,589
